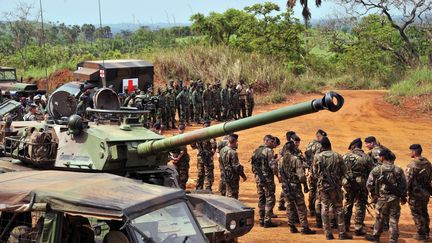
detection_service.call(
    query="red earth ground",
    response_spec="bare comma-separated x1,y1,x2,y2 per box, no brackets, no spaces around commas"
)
166,90,432,243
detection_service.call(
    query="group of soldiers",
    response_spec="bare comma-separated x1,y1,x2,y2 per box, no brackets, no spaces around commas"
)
119,79,255,130
0,91,48,122
171,127,431,243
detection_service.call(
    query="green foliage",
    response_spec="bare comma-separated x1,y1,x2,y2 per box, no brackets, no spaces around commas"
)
190,3,305,62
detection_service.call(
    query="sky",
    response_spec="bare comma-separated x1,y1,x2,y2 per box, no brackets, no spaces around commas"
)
0,0,341,25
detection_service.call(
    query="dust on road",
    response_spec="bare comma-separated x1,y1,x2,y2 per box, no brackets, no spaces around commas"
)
170,90,432,243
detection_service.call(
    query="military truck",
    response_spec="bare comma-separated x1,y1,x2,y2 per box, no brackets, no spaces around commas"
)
0,170,208,243
0,88,344,242
0,66,45,97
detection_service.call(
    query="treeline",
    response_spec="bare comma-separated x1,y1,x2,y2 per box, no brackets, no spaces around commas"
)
0,1,431,108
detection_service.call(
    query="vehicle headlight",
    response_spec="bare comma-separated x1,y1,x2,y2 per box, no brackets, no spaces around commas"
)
229,220,237,230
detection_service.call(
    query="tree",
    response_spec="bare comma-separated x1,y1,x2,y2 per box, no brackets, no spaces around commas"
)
81,24,95,41
3,2,37,70
338,0,432,65
287,0,323,26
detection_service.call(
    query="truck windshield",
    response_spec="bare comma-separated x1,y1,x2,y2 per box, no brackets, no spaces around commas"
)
0,70,17,81
131,202,206,243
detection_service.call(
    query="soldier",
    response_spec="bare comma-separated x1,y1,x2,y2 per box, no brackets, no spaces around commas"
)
170,123,189,190
156,88,168,129
202,84,212,120
192,84,203,124
406,144,432,241
365,148,407,243
342,138,373,236
220,83,230,120
23,104,38,121
231,88,240,120
313,137,352,240
236,79,247,118
166,88,177,129
278,130,297,211
192,120,216,191
176,86,190,125
220,134,247,199
246,84,254,117
251,135,278,228
188,81,195,122
305,129,326,222
364,136,389,167
217,135,230,196
213,81,222,121
279,141,316,234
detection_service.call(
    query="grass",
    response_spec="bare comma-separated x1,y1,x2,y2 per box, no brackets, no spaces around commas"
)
386,67,432,110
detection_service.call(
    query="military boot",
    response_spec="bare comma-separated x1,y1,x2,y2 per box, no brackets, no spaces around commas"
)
365,234,380,243
355,228,367,236
259,219,264,227
339,232,353,240
263,221,278,228
290,225,299,233
301,228,316,235
326,232,335,240
413,234,427,241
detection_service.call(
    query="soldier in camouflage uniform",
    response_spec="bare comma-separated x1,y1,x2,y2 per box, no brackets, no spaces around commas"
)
312,137,352,240
170,123,189,189
342,138,374,236
251,135,278,228
202,84,212,120
192,84,203,124
176,86,190,125
305,129,326,224
365,136,390,167
406,144,432,241
279,141,316,235
188,81,195,122
278,131,297,211
166,88,177,129
220,134,247,199
192,120,216,191
231,88,240,120
236,79,247,118
217,135,230,196
220,83,230,120
156,88,168,129
365,148,407,243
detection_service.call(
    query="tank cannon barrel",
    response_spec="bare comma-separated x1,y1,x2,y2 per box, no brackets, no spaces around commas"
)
138,91,344,157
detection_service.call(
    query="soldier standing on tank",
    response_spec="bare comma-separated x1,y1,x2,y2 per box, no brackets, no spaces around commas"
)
313,137,352,240
176,86,190,125
365,148,407,243
342,138,373,236
202,84,212,120
220,134,247,199
305,129,326,224
251,135,278,228
192,120,216,191
170,123,189,189
192,83,203,124
406,144,432,241
246,84,254,117
236,79,247,118
279,141,316,235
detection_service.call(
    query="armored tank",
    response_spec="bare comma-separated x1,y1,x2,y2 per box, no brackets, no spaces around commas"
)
0,88,344,242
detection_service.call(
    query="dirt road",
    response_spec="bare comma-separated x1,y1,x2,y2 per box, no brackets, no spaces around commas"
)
176,90,431,242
